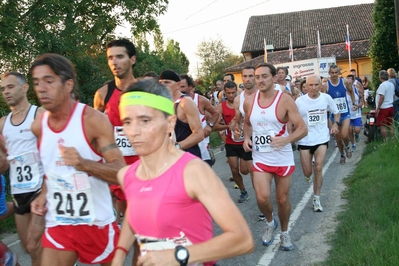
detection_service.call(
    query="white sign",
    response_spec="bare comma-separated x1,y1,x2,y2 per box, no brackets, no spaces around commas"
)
275,57,336,79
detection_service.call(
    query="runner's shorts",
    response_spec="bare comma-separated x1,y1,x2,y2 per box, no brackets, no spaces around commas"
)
12,188,42,215
350,117,362,127
252,163,295,177
298,141,329,155
42,223,120,264
225,144,252,161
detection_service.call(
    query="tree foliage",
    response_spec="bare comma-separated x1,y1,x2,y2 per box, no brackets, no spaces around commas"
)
195,36,243,91
0,0,170,109
134,32,189,78
369,0,399,90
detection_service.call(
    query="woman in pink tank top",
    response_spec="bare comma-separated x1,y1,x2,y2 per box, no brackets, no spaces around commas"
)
112,78,253,266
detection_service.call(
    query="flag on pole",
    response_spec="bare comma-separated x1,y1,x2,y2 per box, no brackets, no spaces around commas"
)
317,30,322,58
346,24,352,70
345,27,351,51
264,38,268,63
289,33,294,62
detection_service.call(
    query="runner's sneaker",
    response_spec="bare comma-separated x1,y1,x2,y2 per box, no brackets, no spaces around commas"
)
334,140,337,147
304,174,312,183
352,144,357,152
340,155,345,165
229,177,234,182
355,133,360,142
345,146,352,158
262,218,278,246
237,191,249,203
234,184,239,189
220,142,225,151
313,198,324,212
258,214,266,221
280,232,294,251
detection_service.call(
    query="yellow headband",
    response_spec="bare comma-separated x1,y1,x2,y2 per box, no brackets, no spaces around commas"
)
119,91,175,115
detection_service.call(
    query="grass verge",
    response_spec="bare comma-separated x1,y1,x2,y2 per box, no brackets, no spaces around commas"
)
209,131,222,149
324,139,399,265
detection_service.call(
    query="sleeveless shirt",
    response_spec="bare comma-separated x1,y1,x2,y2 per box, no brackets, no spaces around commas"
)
105,81,138,165
193,94,210,161
39,103,114,227
327,78,350,117
123,152,214,265
3,105,44,194
249,90,294,167
174,96,202,158
221,101,243,145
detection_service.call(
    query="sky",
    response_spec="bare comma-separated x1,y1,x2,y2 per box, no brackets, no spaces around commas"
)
115,0,374,78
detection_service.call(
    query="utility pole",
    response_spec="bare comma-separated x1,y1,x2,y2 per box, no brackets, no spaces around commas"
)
395,0,399,54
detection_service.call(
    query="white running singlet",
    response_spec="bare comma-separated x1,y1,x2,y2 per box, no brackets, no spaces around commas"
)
39,103,114,227
3,105,44,194
194,93,211,161
296,93,338,146
347,86,361,119
249,90,294,167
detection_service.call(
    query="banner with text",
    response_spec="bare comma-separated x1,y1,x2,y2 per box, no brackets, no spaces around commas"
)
275,57,336,80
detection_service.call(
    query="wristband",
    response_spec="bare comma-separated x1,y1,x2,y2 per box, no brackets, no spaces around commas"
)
115,246,129,255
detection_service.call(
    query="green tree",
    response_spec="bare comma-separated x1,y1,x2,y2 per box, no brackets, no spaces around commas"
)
0,0,169,107
134,33,189,77
369,0,399,90
162,39,189,74
196,37,243,91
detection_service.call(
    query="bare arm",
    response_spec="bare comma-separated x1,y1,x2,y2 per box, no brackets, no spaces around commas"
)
355,82,364,107
344,79,356,106
30,181,48,216
137,159,254,265
0,138,8,174
93,85,107,112
60,108,126,184
177,98,204,150
201,96,219,137
233,95,242,129
320,82,328,93
212,104,230,132
377,94,385,110
273,94,307,147
186,160,254,262
243,96,254,152
112,166,138,265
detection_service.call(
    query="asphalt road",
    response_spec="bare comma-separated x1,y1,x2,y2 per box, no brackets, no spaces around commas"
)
2,132,366,266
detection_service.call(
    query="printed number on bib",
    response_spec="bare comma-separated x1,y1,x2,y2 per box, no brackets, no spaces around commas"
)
114,126,136,156
253,130,275,153
8,151,43,194
334,97,348,113
48,172,95,225
53,192,90,217
307,109,326,126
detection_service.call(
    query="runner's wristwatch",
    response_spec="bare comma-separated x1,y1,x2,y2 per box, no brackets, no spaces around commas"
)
175,245,189,266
